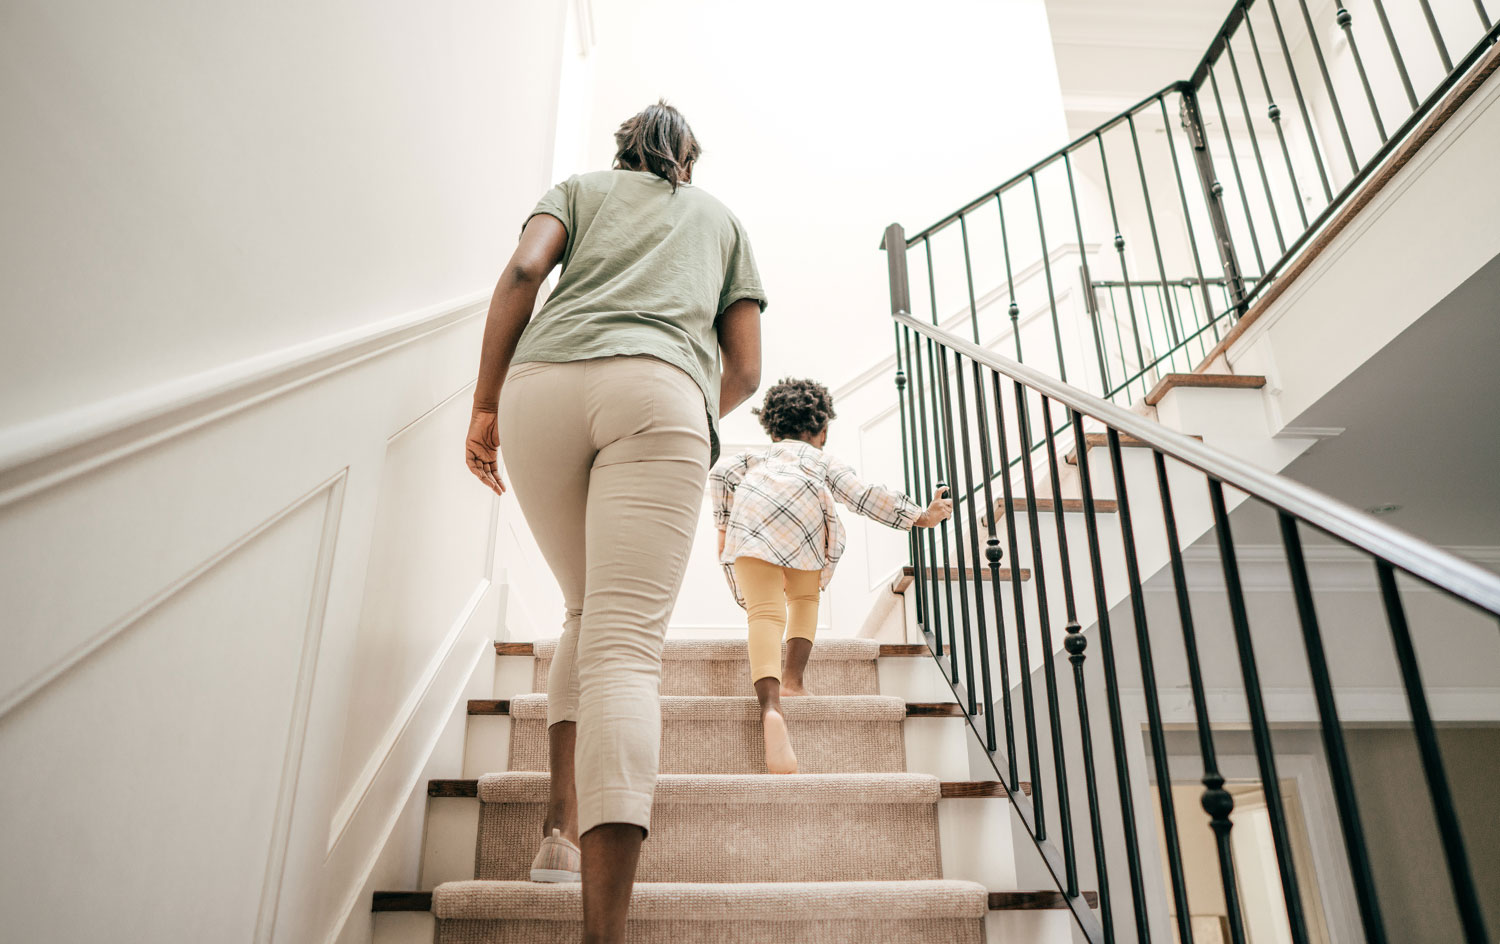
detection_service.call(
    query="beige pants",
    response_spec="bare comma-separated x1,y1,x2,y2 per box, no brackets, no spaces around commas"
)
498,356,710,835
734,557,821,683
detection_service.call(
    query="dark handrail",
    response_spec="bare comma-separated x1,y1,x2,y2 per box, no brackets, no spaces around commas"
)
895,310,1500,615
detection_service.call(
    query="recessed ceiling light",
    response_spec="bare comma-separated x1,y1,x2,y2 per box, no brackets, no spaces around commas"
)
1365,503,1402,516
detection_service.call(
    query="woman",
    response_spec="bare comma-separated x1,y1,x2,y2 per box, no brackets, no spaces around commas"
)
464,101,764,944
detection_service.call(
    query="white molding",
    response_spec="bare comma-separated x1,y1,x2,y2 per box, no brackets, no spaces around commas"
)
1161,543,1500,593
0,289,489,505
1275,425,1345,440
258,476,347,943
1139,685,1500,724
1224,74,1500,367
0,470,349,719
325,577,492,852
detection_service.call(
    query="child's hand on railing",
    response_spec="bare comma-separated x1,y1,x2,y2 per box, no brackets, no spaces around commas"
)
912,486,952,528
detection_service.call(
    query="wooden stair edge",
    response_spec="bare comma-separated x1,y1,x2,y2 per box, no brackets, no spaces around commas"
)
1065,432,1202,464
370,888,1098,913
1193,39,1500,375
467,699,969,717
429,778,1022,799
1143,372,1266,407
495,642,536,656
508,640,1014,658
988,890,1101,910
891,566,1033,593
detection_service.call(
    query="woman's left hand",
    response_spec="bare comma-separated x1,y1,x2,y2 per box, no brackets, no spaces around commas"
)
466,409,507,496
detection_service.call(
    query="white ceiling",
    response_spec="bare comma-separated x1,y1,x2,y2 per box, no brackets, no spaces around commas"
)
1044,0,1235,130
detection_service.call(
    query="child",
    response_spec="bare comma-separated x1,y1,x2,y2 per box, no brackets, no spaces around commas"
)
710,378,952,773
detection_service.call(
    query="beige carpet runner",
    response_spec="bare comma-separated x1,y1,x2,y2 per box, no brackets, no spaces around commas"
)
434,639,988,942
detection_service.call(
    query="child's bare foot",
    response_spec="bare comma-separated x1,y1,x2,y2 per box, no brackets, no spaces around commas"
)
781,681,813,697
762,708,798,774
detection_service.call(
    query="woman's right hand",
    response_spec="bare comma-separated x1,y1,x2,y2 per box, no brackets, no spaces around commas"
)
913,486,952,528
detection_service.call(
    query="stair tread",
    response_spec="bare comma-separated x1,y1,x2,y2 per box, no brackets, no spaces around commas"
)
1144,372,1266,406
497,694,925,721
431,880,990,920
476,771,941,803
531,637,880,662
981,496,1119,526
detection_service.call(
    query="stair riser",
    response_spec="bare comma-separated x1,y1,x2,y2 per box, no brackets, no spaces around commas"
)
423,794,1014,891
476,800,941,882
530,656,880,696
435,916,983,944
464,716,974,780
508,717,906,774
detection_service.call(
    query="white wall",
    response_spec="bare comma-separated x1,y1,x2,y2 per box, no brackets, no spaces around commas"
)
0,2,569,942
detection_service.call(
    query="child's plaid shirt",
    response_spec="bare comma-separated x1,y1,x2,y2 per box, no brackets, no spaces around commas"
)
710,440,922,605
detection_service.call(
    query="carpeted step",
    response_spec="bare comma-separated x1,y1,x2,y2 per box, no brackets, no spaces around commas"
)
432,880,987,944
506,694,908,774
475,772,942,882
530,638,882,696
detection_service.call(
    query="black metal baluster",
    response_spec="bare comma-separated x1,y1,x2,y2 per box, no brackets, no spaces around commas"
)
903,325,935,637
1265,0,1335,202
894,328,926,636
1224,37,1288,254
947,359,981,712
1065,408,1115,941
996,192,1024,361
1154,452,1248,944
1095,134,1147,371
969,361,1003,757
932,340,964,685
1064,151,1112,395
1207,481,1313,944
1418,0,1455,71
990,372,1047,840
1295,0,1360,172
1029,172,1069,381
1369,0,1419,109
1015,388,1078,890
1473,0,1492,31
1157,95,1221,338
1126,114,1181,345
1376,561,1489,942
1336,5,1389,142
1206,65,1267,273
1179,86,1250,314
1243,10,1313,227
984,372,1020,786
919,239,948,660
1106,431,1195,944
1072,416,1151,942
1279,516,1387,944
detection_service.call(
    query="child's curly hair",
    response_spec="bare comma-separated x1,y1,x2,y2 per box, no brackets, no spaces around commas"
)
752,378,837,441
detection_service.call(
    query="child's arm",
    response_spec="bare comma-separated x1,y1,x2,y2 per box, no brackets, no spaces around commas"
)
825,456,951,529
709,451,752,542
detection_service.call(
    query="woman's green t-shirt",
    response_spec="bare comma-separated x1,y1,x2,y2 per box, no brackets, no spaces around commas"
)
514,169,767,464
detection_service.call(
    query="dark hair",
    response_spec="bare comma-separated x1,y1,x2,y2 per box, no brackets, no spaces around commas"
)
753,379,836,442
613,100,701,192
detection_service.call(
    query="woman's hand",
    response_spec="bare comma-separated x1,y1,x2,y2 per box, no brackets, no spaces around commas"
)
466,409,506,496
912,486,952,528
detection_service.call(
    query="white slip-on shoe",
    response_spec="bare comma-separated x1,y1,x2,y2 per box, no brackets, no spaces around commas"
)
529,828,582,883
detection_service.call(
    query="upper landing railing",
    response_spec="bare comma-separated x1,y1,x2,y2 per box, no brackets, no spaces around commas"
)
898,0,1498,407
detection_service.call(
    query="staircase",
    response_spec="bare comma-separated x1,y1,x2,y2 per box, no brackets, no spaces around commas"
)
371,639,1089,943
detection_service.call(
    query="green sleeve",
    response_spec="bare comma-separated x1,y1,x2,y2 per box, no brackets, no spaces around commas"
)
525,177,574,237
718,219,768,314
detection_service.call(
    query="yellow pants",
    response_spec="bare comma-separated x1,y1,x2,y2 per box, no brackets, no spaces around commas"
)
735,556,821,683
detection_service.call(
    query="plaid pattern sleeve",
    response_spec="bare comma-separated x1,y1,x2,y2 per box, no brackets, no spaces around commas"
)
709,451,752,529
825,455,923,530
